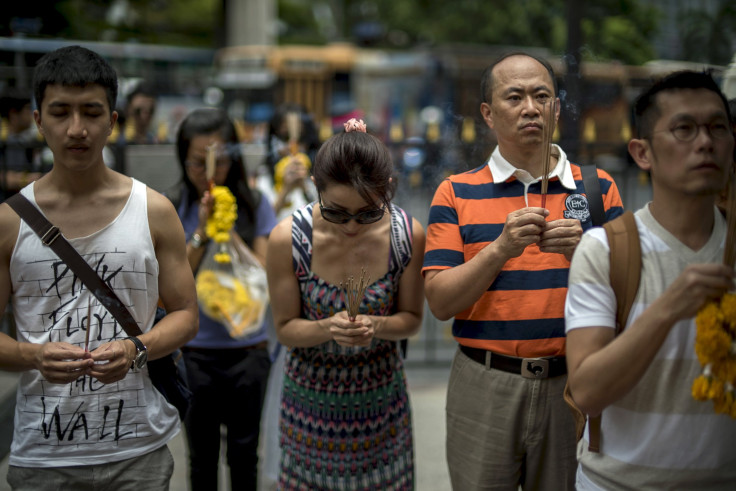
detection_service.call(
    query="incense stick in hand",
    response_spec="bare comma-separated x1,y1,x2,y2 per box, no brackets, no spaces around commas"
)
205,143,217,190
723,169,736,268
540,99,556,209
286,111,301,156
342,268,371,321
84,295,92,352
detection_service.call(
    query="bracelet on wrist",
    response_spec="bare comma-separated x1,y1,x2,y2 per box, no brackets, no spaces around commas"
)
189,232,209,249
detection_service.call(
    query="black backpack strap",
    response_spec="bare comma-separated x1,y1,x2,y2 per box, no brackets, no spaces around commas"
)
6,193,143,336
581,164,606,227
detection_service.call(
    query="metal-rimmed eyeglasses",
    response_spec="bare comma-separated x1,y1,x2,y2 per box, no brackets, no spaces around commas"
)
318,194,386,224
650,118,732,142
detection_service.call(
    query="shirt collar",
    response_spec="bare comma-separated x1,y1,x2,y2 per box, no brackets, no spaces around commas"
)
487,144,577,190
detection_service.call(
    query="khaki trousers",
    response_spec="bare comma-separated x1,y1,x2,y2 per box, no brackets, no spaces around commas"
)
7,444,174,491
446,347,577,491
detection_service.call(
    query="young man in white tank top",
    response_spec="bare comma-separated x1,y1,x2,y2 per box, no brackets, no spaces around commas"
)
0,46,198,490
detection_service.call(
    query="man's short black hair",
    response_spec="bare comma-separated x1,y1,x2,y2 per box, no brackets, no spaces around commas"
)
480,51,558,104
33,45,118,114
634,70,731,139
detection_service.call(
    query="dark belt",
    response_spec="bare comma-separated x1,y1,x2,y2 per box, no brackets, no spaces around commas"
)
460,345,566,379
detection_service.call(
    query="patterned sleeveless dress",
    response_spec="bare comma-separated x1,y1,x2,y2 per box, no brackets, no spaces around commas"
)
279,202,415,490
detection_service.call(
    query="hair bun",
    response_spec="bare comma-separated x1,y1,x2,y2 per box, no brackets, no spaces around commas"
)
343,118,367,133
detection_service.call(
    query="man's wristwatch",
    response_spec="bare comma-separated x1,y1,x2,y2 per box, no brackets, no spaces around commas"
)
189,232,208,249
125,336,148,370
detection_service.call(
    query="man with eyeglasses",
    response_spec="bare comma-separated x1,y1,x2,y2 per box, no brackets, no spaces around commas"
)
423,52,623,490
565,71,736,489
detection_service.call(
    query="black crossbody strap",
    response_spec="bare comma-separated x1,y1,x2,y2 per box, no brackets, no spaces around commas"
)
581,164,606,227
6,193,143,337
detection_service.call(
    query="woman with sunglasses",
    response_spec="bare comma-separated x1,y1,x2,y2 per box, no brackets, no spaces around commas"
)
170,108,277,490
266,118,425,489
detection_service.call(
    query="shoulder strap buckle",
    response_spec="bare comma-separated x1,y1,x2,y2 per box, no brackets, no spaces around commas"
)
41,226,61,246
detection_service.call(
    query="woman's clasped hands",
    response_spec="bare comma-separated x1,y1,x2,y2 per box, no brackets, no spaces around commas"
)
325,311,375,348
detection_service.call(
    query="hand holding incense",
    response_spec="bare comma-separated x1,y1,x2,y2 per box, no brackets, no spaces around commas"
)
540,99,556,209
342,268,371,321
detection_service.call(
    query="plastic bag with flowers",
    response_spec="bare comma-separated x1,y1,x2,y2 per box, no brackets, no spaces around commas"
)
195,186,269,339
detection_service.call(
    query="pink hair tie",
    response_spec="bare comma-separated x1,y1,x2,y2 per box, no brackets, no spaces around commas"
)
343,118,367,133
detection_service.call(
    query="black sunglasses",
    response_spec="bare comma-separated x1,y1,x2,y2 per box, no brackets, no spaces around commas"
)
318,195,386,224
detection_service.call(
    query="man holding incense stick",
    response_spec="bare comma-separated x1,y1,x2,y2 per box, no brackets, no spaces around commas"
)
423,52,623,490
0,46,198,489
565,71,736,489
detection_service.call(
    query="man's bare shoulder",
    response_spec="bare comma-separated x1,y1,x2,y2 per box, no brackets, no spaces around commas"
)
145,185,178,219
144,185,186,250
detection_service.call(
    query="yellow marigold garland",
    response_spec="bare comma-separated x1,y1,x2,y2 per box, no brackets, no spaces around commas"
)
205,186,237,263
692,292,736,418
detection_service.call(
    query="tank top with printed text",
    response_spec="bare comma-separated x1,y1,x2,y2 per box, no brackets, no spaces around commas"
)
8,179,179,467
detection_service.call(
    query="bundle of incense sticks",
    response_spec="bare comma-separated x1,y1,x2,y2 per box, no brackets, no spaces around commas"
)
342,268,371,321
205,143,217,190
286,111,301,155
540,99,556,209
723,170,736,268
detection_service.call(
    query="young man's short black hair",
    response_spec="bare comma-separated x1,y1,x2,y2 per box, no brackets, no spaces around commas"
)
33,45,118,114
634,70,731,139
480,51,558,104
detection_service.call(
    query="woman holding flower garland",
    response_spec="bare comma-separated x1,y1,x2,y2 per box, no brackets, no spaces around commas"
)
170,108,277,490
266,118,425,489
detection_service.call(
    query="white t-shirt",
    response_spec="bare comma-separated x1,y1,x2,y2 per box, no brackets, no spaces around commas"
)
565,204,736,490
9,179,179,467
255,170,316,222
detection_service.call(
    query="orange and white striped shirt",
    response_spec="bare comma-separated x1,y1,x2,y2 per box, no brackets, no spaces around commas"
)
422,145,623,358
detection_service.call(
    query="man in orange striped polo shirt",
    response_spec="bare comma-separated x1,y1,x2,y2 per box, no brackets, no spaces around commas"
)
423,52,623,490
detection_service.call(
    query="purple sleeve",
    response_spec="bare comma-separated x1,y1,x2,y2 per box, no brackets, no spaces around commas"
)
255,193,278,237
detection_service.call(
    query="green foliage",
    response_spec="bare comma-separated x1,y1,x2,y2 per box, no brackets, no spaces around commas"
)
678,0,736,65
32,0,736,66
374,0,561,48
278,0,661,64
55,0,217,47
581,16,656,65
582,0,659,64
278,0,325,44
